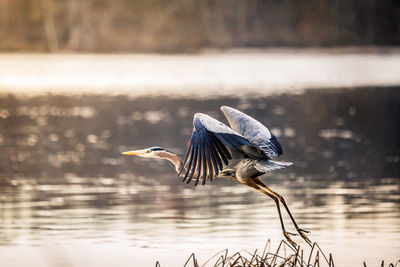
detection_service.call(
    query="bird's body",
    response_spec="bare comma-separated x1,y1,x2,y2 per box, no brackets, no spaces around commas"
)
123,106,311,247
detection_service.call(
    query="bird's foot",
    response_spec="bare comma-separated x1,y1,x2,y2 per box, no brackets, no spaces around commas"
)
296,228,312,247
286,231,297,236
297,228,311,234
283,232,298,248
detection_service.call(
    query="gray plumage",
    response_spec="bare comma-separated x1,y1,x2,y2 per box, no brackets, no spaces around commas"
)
180,106,292,186
122,106,311,248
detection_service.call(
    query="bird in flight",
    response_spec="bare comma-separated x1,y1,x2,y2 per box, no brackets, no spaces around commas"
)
122,106,311,247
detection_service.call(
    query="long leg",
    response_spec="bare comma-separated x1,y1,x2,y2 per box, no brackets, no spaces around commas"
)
238,178,298,248
253,177,312,246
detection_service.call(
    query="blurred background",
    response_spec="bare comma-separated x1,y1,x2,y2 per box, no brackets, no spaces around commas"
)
1,0,400,52
0,1,399,266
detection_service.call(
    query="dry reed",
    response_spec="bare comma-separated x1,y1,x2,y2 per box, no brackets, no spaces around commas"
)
156,240,400,267
156,239,335,267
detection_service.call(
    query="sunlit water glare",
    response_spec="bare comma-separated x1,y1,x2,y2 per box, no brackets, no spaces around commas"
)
1,51,400,97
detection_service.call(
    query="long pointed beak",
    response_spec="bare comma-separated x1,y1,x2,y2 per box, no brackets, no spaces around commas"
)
121,149,147,156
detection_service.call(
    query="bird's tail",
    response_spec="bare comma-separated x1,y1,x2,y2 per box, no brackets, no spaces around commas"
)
254,160,293,172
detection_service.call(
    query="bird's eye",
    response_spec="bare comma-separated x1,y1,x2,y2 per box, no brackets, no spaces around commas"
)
146,150,152,153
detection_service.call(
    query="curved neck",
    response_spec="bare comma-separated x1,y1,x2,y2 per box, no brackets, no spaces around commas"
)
159,151,183,173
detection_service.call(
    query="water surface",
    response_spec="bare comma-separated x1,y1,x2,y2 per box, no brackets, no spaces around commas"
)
0,87,399,266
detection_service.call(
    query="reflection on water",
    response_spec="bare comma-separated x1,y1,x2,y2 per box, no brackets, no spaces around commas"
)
0,87,399,266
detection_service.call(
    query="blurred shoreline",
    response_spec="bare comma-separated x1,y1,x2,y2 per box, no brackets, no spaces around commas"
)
1,1,399,53
3,46,400,55
1,48,400,98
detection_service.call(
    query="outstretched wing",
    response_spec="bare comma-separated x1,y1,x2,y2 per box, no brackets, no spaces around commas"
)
180,113,253,186
220,106,282,158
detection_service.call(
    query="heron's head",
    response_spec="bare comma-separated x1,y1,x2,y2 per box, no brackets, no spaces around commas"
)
122,146,167,159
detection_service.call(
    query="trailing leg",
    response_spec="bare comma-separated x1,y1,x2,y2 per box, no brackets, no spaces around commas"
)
238,178,298,248
253,177,312,246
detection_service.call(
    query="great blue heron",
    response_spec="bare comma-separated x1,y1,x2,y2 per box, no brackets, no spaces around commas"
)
122,106,311,247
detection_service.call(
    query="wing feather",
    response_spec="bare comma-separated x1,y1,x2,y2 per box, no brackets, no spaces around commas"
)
213,138,230,165
220,106,283,158
204,138,216,180
180,113,255,186
179,142,192,176
195,149,203,185
182,144,195,182
186,145,198,184
205,129,220,177
201,149,207,185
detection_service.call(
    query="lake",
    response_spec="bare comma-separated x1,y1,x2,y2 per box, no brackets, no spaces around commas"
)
0,52,399,266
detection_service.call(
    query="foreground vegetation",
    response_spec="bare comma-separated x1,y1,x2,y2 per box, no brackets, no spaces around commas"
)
157,239,335,267
156,239,400,267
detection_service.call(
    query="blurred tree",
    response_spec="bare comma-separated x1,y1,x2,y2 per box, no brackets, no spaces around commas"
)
0,0,398,52
41,0,59,51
